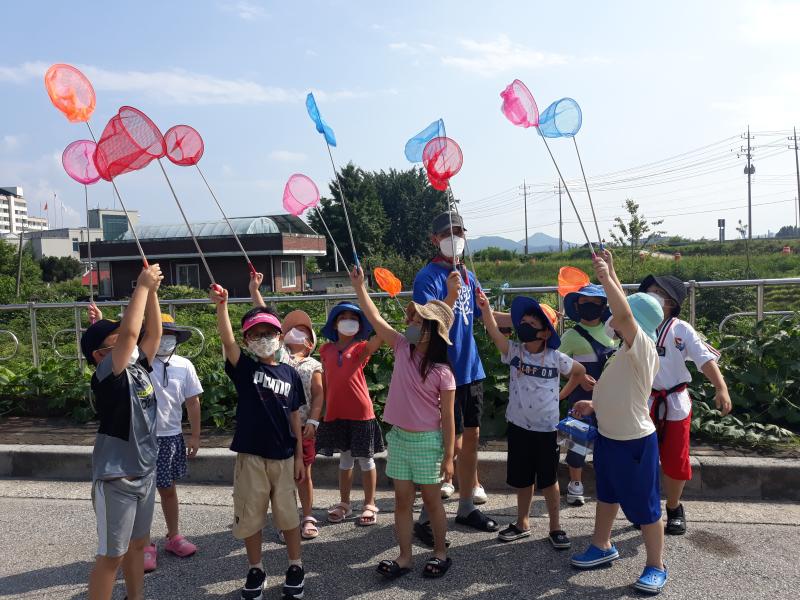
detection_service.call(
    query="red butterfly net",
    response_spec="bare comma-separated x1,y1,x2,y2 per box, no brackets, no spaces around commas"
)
94,106,166,181
44,64,96,123
165,125,204,166
422,137,463,191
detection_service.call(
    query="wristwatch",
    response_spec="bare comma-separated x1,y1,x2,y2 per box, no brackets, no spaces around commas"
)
306,419,320,428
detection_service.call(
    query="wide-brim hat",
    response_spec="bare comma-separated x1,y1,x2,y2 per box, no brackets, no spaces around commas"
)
81,319,121,365
405,300,454,345
160,313,192,344
638,274,687,313
564,284,611,323
321,301,374,342
510,296,560,349
282,309,317,351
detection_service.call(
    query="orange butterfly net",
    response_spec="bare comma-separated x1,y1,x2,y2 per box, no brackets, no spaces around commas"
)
44,64,96,123
374,268,402,297
558,266,590,297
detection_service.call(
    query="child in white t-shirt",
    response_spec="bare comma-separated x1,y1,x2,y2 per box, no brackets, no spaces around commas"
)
478,293,585,549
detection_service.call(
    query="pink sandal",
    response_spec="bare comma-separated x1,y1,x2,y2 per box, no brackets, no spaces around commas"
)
301,516,320,539
164,535,197,558
327,502,352,523
358,504,379,526
143,544,157,572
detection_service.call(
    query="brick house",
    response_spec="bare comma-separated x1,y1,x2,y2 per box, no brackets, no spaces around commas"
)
80,215,326,298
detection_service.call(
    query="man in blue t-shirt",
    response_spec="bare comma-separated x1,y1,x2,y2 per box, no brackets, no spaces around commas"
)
412,212,499,537
211,286,307,600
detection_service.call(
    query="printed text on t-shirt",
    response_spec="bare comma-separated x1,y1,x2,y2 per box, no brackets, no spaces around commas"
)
252,371,292,396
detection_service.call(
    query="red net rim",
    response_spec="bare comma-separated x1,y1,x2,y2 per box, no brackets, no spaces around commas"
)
164,124,204,166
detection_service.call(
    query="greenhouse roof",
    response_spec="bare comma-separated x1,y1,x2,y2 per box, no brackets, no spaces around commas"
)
121,215,317,240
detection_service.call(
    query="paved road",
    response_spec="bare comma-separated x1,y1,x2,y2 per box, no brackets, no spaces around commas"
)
1,480,798,599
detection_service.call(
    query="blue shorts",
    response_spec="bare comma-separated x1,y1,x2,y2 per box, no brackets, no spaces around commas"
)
156,434,188,489
594,432,661,526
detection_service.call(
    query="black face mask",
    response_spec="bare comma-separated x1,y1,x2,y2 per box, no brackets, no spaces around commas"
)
516,323,545,343
577,302,605,321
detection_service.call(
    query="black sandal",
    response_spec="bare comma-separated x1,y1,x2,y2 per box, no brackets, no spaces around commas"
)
413,521,451,548
422,556,452,578
455,509,500,532
376,560,411,580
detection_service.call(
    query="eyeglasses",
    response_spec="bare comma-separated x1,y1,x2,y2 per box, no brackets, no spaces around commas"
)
247,333,278,341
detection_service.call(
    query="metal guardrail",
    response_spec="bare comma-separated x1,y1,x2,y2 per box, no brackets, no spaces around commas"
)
0,277,798,367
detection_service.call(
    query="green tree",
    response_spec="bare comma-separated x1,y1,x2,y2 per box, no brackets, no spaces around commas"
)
776,225,799,239
369,167,449,262
307,163,388,271
39,256,83,283
608,198,666,279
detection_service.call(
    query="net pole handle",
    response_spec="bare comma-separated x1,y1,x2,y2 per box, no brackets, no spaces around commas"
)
447,184,483,290
315,206,348,270
83,184,94,304
157,159,215,285
539,136,596,257
572,137,604,250
325,142,359,268
86,122,149,268
194,165,256,273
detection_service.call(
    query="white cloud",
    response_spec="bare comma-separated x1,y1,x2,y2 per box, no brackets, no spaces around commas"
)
220,0,267,21
221,164,234,177
711,72,800,130
441,35,569,76
1,61,394,106
388,41,437,54
268,150,307,162
305,49,318,57
739,1,800,45
2,135,21,151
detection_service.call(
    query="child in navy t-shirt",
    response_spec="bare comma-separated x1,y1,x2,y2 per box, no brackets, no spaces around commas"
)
210,286,306,600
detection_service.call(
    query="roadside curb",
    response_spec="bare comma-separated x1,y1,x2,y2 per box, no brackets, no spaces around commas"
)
2,444,798,501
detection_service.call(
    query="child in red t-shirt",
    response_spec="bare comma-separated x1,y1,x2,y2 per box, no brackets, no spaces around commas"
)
316,301,385,526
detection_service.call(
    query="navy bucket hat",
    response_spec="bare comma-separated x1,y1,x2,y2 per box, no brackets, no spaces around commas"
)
510,296,560,349
564,284,611,323
321,301,374,342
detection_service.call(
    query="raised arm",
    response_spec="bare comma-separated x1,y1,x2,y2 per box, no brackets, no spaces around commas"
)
476,289,510,355
349,266,399,347
138,286,163,365
593,253,637,347
112,265,162,375
249,271,266,308
210,285,241,366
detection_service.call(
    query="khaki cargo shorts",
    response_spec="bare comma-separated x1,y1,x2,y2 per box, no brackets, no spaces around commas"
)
232,453,300,539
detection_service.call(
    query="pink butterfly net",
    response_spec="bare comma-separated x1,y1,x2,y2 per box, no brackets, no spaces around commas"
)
283,174,320,216
500,79,539,128
165,125,204,166
94,106,166,181
62,140,101,185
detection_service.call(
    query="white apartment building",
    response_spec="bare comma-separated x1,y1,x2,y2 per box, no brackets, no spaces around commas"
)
0,187,48,234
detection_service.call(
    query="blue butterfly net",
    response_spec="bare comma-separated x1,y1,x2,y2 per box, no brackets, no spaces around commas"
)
306,93,337,147
405,119,446,162
538,98,582,138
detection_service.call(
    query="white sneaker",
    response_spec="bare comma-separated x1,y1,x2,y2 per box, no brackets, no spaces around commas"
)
441,481,455,499
567,481,585,506
473,485,488,505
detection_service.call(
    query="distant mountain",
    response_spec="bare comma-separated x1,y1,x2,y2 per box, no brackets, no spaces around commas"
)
469,232,577,253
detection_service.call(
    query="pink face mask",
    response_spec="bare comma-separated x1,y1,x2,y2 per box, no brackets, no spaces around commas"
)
284,328,308,345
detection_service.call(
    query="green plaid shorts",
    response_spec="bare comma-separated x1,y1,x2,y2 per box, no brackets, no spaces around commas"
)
386,427,444,485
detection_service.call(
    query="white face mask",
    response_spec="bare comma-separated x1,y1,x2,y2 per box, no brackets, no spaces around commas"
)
157,336,177,357
439,235,466,258
247,336,281,358
604,317,618,341
284,328,308,346
337,319,360,337
647,292,666,308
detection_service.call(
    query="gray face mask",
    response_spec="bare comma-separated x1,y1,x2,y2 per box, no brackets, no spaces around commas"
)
404,324,422,344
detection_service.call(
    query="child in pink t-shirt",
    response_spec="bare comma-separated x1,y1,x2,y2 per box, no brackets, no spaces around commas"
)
350,266,457,579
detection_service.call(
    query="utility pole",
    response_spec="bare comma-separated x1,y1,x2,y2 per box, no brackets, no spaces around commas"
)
558,180,563,253
790,127,800,233
741,126,755,239
521,179,529,255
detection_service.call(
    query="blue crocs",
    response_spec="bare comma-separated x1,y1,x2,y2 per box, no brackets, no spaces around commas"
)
570,543,620,569
633,565,668,595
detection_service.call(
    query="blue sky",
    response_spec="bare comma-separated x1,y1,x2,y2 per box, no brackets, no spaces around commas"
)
2,0,799,244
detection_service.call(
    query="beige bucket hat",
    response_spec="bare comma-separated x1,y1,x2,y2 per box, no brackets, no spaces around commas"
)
405,299,454,345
